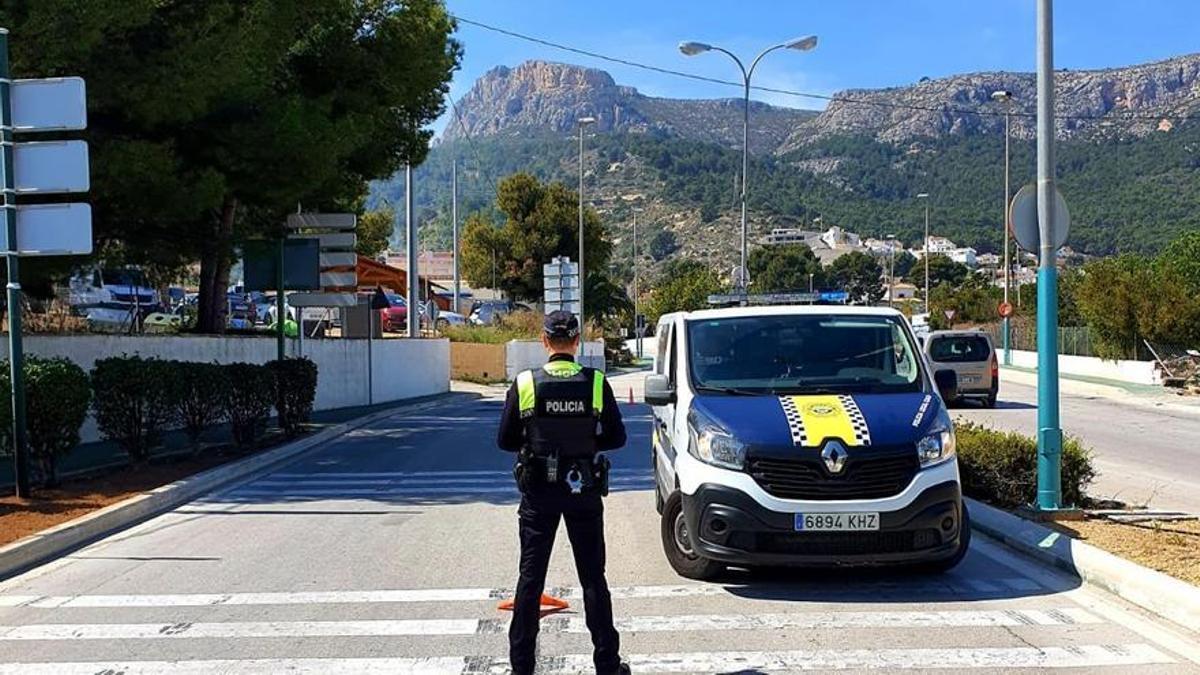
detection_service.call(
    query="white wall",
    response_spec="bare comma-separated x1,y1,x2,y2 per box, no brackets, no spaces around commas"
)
505,340,605,380
999,349,1161,385
4,335,450,442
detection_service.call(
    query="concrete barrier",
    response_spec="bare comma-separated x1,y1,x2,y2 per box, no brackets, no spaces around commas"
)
2,335,450,442
450,342,507,382
998,348,1161,385
505,339,606,381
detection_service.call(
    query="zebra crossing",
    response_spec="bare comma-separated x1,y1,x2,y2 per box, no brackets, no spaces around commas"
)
209,468,656,501
0,577,1184,673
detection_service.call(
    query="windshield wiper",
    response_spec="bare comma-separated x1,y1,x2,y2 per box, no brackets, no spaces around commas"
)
695,385,767,396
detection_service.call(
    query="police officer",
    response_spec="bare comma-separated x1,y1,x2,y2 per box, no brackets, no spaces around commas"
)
497,310,629,675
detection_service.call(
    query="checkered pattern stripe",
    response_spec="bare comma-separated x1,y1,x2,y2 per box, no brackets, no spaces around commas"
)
779,396,808,446
838,395,872,446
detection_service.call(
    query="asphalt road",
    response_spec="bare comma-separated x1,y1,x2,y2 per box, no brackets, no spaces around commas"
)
0,377,1197,673
953,377,1200,514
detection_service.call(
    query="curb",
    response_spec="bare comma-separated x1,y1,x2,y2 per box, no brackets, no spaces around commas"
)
0,391,471,582
999,366,1200,418
968,497,1200,633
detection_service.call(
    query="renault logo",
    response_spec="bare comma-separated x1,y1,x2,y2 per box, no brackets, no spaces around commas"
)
822,441,848,474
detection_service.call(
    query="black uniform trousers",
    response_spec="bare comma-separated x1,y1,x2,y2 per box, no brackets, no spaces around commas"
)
510,483,620,675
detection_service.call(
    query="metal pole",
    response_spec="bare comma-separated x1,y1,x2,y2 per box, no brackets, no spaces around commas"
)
888,245,896,309
633,210,641,359
923,202,930,310
1035,0,1063,511
367,309,374,406
739,74,750,292
578,126,585,325
452,159,460,315
0,30,28,498
405,164,419,338
276,236,285,362
1002,111,1013,365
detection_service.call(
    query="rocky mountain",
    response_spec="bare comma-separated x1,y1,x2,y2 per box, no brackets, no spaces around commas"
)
446,55,1200,152
443,61,816,153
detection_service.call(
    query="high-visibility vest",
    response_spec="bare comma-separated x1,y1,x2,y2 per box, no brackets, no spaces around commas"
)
516,359,605,460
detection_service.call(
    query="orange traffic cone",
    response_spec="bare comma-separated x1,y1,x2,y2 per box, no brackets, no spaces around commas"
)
497,593,570,612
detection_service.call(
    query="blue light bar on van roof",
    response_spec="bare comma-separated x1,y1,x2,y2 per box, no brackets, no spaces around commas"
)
706,291,849,306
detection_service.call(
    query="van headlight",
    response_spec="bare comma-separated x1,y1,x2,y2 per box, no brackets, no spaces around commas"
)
917,425,957,467
687,407,747,471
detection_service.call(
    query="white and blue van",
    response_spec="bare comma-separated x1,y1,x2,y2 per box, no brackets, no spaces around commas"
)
644,304,968,579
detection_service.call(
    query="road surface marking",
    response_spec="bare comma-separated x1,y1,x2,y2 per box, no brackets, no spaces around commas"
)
2,578,1048,609
0,608,1100,640
0,645,1173,673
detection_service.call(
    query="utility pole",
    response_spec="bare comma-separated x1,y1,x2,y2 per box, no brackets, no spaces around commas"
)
632,207,643,358
1035,0,1063,511
0,30,28,498
451,159,460,315
405,164,419,339
917,193,930,312
993,90,1016,365
577,117,595,325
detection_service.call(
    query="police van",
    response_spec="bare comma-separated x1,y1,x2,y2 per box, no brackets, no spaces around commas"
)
644,303,969,579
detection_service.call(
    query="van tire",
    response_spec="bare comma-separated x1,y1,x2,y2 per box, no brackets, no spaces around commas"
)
917,503,972,573
661,492,723,581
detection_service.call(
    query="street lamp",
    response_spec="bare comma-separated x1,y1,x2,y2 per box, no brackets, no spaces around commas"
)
631,206,644,358
885,234,897,308
992,89,1015,365
577,116,596,325
917,192,930,313
679,35,818,291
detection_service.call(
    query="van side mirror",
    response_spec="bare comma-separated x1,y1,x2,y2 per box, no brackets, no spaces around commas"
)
644,374,675,406
934,369,959,403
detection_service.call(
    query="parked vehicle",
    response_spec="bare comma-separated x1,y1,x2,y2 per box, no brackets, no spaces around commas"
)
923,330,999,408
227,294,257,330
376,292,467,332
68,268,161,332
645,303,968,579
469,299,531,325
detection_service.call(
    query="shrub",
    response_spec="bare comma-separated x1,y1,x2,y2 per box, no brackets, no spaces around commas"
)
223,363,274,448
956,422,1096,509
169,362,229,450
92,356,174,463
0,356,91,487
267,358,318,437
444,311,543,344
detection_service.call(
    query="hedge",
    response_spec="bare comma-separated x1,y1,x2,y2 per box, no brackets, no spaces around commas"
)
169,361,229,450
267,358,318,437
956,422,1096,509
223,363,275,448
0,356,91,487
92,356,174,463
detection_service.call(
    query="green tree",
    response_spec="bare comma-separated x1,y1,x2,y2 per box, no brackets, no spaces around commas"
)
585,272,633,322
460,173,611,307
1074,255,1200,359
827,251,885,305
644,264,722,326
893,250,918,278
1160,230,1200,293
649,229,680,261
925,255,970,288
356,208,395,258
3,1,461,332
748,244,823,293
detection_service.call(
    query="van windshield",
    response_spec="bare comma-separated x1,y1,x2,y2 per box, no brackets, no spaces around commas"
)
686,314,923,395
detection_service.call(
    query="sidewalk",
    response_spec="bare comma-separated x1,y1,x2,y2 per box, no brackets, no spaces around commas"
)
1000,365,1200,417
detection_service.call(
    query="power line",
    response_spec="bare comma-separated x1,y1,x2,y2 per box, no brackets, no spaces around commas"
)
451,14,1190,124
447,95,502,198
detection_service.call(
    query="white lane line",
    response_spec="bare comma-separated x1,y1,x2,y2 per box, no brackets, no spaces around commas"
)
0,608,1101,640
0,645,1173,674
4,579,1049,609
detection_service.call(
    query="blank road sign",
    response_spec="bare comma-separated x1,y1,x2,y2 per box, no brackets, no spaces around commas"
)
6,203,92,256
319,272,357,288
287,213,356,231
13,141,90,194
287,292,358,307
319,252,357,268
11,78,87,132
316,233,356,250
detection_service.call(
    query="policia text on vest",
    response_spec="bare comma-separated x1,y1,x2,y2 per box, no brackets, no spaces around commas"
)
497,337,628,675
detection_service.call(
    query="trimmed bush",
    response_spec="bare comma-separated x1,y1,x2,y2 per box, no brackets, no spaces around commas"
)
223,363,274,448
92,356,174,463
956,422,1096,509
267,358,318,437
0,356,91,487
169,361,229,450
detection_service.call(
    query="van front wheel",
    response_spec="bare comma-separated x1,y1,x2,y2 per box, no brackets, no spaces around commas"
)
661,492,723,581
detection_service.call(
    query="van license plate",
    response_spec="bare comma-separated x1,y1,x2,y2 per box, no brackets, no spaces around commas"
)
795,513,880,531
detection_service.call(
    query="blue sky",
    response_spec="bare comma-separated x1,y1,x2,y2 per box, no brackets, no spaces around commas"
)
436,0,1200,132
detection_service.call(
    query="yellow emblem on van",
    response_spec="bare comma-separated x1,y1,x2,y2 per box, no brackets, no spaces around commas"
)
779,394,872,448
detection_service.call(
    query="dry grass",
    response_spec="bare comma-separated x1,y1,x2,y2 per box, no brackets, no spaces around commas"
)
1049,518,1200,586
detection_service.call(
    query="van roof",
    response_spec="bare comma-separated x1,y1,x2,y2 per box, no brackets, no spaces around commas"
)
660,305,904,323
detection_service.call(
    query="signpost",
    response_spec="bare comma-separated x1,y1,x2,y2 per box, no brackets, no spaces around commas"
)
1010,182,1069,252
285,212,358,349
943,309,956,323
1,30,91,497
543,256,581,319
998,301,1014,319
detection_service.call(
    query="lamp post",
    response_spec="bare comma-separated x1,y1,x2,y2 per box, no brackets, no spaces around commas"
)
632,206,644,358
885,234,897,308
577,116,596,324
680,35,818,291
992,89,1015,365
916,193,930,312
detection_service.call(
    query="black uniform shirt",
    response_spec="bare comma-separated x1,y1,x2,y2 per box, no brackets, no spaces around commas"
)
497,353,627,453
